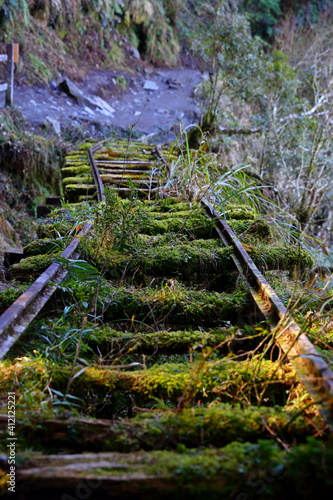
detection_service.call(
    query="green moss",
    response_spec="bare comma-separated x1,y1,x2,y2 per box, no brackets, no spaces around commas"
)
67,150,86,155
100,284,251,327
23,238,65,256
84,239,234,281
252,245,314,273
84,327,231,354
64,184,96,202
0,284,28,310
3,403,323,454
0,358,50,411
151,209,201,220
64,157,88,164
134,235,215,248
223,204,256,220
10,253,60,279
243,218,271,239
120,0,180,66
77,194,97,202
79,142,98,151
64,184,96,192
133,243,232,275
156,200,200,212
62,176,94,187
140,218,169,234
141,210,215,238
61,166,91,177
27,53,53,84
226,219,252,234
10,439,333,498
0,357,296,413
105,404,323,450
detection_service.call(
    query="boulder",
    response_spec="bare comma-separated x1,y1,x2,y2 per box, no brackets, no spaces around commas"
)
58,79,115,116
143,80,159,91
45,116,61,135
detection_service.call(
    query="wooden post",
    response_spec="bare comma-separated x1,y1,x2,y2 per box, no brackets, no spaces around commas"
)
5,44,15,107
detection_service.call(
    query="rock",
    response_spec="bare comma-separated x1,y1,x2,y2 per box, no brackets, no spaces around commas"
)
144,68,154,76
139,132,156,142
97,108,113,116
164,78,181,89
92,95,115,115
129,45,141,60
45,116,61,136
143,80,159,91
58,78,115,116
84,106,95,116
58,79,84,101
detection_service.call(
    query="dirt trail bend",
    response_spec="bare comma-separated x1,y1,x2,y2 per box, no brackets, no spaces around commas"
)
2,68,203,140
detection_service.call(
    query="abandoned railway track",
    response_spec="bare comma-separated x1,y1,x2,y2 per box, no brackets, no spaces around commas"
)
0,139,333,499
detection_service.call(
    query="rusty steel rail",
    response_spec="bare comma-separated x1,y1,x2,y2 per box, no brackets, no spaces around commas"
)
0,143,105,358
88,142,105,202
202,198,333,429
0,224,92,359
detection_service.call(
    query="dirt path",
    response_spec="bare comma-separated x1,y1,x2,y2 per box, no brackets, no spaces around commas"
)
1,67,203,141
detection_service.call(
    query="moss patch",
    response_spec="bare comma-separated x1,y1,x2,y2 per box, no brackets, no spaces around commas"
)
252,245,314,273
0,284,28,311
86,327,231,354
10,253,60,280
0,357,297,415
140,210,216,238
83,239,235,282
2,402,324,454
98,284,251,327
23,238,65,256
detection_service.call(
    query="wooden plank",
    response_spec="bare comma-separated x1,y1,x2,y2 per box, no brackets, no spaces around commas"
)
99,168,152,175
96,160,153,167
0,54,8,62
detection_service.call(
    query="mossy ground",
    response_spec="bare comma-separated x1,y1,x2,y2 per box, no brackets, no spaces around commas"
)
0,403,325,454
0,181,327,496
0,355,298,417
